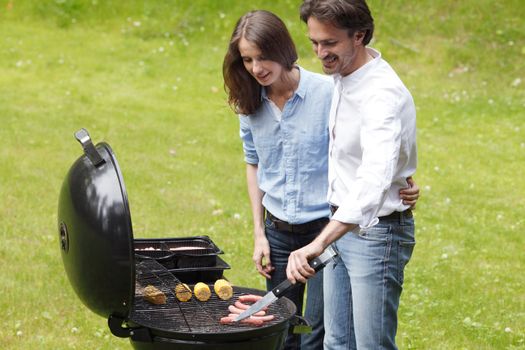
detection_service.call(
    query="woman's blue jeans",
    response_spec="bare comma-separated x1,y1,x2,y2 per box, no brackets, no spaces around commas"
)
265,216,328,350
323,212,415,350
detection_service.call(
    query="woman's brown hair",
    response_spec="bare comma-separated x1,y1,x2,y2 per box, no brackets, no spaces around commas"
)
223,10,298,115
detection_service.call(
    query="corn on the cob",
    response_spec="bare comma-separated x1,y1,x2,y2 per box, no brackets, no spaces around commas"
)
193,282,211,301
143,285,166,305
213,279,233,300
174,283,192,302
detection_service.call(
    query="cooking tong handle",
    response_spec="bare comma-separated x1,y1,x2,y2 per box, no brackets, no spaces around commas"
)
273,245,338,298
75,128,105,167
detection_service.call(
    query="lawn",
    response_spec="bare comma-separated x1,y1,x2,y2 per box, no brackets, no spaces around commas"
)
0,0,523,349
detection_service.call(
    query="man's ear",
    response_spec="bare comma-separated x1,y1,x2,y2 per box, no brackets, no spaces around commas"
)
354,31,365,46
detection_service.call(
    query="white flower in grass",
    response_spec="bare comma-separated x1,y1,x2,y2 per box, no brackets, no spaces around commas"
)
133,21,141,27
423,185,431,191
488,99,494,105
505,327,512,333
434,166,440,172
71,327,79,333
212,209,223,216
441,253,448,259
233,213,241,220
463,317,472,325
158,46,165,53
16,330,23,337
219,12,225,19
445,197,451,204
511,78,521,87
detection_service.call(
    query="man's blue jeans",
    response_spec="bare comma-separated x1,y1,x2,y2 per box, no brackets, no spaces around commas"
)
265,216,327,350
323,212,415,350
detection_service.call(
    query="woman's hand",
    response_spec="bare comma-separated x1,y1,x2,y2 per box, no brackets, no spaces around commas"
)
400,176,420,208
252,229,274,279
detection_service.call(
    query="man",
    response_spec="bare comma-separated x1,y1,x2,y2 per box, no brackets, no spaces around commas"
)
286,0,417,349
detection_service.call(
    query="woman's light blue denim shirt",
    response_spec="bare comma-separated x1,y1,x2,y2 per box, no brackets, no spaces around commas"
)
239,66,333,224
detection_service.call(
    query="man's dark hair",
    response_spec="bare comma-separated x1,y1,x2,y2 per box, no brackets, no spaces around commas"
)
300,0,374,45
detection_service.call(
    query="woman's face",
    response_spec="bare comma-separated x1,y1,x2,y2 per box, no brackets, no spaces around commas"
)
238,37,284,87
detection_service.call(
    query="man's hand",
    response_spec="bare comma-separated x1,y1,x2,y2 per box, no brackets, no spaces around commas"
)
286,241,324,284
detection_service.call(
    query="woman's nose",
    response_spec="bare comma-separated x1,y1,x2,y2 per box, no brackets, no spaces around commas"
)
252,60,263,74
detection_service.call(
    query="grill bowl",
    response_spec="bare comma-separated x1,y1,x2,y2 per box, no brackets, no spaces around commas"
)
128,286,296,350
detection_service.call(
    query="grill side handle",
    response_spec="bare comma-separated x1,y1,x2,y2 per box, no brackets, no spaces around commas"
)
108,314,152,342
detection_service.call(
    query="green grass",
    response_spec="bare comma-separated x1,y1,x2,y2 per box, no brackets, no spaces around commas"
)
1,0,524,349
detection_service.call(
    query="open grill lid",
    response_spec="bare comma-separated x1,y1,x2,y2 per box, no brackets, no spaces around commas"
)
58,129,134,319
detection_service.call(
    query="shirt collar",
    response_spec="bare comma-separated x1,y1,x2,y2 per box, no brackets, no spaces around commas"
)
334,47,381,85
294,65,307,100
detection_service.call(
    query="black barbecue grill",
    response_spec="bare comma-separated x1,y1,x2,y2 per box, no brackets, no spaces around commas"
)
57,129,300,350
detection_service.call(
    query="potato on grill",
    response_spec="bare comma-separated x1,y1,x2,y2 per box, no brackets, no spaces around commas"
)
143,285,166,305
213,279,233,300
193,282,211,301
174,283,192,302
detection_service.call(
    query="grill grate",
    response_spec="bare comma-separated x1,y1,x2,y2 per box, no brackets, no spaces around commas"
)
130,260,294,333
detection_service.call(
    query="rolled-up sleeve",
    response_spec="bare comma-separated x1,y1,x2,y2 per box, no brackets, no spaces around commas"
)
239,115,259,165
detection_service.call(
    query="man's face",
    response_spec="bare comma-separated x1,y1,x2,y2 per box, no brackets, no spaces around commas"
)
307,17,359,76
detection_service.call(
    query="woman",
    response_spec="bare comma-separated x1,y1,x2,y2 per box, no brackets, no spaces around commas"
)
222,10,419,350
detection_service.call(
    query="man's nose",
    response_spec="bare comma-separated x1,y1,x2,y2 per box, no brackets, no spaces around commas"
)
315,44,327,59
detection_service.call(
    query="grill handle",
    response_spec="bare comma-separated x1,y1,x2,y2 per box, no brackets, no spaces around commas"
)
74,128,106,167
108,314,152,341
